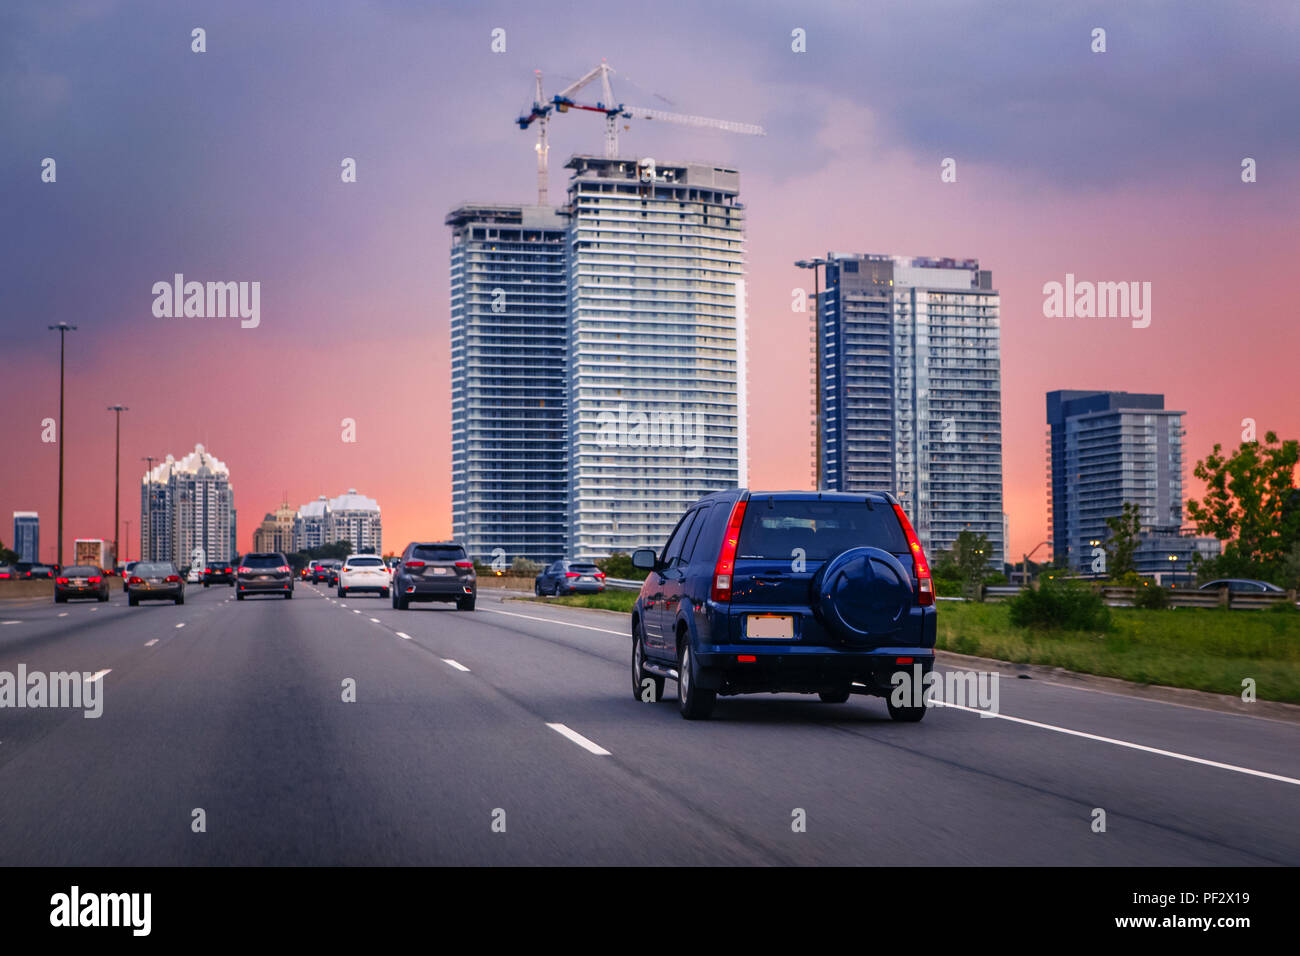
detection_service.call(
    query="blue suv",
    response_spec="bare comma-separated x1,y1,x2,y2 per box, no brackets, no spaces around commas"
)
630,490,936,720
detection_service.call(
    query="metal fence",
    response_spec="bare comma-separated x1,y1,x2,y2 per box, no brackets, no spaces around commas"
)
977,583,1298,610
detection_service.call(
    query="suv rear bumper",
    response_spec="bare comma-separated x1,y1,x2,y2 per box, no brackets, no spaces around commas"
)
693,645,934,696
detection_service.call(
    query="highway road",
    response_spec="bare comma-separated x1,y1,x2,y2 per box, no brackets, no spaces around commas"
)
0,583,1296,865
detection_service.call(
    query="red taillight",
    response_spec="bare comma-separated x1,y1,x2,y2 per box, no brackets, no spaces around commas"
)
737,655,757,663
565,571,580,578
165,575,180,583
129,576,143,584
896,656,914,665
711,498,749,603
405,560,425,569
224,567,232,573
88,576,102,584
56,577,69,585
277,566,290,573
595,571,605,579
238,567,250,574
891,504,933,607
455,561,473,569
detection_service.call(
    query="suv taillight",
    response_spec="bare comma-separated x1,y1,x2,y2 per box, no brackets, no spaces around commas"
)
891,503,933,607
455,561,473,569
711,498,748,603
405,560,425,569
277,566,290,573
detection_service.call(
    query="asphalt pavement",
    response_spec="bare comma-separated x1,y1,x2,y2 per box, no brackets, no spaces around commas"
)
0,583,1296,865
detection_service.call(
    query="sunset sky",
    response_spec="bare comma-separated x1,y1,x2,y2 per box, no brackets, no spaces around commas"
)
3,0,1297,562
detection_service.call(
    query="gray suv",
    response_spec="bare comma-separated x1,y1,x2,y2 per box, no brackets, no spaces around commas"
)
392,542,475,611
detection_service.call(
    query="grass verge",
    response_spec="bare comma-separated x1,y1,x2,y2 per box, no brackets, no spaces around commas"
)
939,601,1300,703
522,591,638,613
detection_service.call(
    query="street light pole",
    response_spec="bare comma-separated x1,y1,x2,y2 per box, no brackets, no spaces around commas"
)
141,456,158,561
107,405,128,569
794,257,829,490
48,322,77,569
124,520,131,562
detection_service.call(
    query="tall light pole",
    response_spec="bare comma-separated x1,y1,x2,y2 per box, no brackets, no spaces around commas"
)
124,520,131,562
107,405,128,570
795,257,829,490
48,322,77,568
141,456,158,561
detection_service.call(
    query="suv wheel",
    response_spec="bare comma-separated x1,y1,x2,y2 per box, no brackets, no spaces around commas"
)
631,619,664,703
677,641,716,720
337,586,346,598
393,591,409,610
886,697,927,722
457,595,475,611
819,685,851,704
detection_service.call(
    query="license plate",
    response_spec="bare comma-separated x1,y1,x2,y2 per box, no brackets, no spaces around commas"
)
257,575,271,580
73,579,86,586
148,578,160,584
747,614,794,639
432,567,447,575
581,576,594,582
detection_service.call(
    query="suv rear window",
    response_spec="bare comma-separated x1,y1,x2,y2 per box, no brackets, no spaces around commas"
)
412,545,466,561
348,557,384,567
737,498,908,560
64,566,99,576
243,555,283,568
568,563,600,573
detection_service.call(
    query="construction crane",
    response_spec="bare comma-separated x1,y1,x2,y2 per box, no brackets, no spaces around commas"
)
516,60,764,205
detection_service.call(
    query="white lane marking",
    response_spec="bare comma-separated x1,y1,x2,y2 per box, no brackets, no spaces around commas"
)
933,700,1300,787
58,612,69,617
370,618,380,623
396,632,412,640
482,607,626,637
89,607,98,612
443,659,470,672
145,639,159,647
175,623,186,629
545,723,611,756
85,669,111,683
353,609,361,614
2,620,21,625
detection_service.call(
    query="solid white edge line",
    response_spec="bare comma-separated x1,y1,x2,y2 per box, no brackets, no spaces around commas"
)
85,669,110,683
443,659,470,672
144,639,158,646
396,631,412,640
932,700,1300,787
545,722,611,755
483,607,626,636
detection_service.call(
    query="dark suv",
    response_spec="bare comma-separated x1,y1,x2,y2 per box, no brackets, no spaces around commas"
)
392,542,475,611
236,553,294,600
535,559,606,596
629,490,936,720
204,562,235,587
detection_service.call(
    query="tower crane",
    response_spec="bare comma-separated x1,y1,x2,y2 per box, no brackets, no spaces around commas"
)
516,60,764,205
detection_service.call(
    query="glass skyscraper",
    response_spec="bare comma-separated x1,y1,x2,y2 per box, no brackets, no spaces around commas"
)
564,156,746,557
12,512,39,563
819,253,1003,565
447,203,569,563
1046,390,1185,570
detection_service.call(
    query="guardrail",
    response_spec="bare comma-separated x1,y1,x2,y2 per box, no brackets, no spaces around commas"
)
978,583,1298,610
603,577,644,591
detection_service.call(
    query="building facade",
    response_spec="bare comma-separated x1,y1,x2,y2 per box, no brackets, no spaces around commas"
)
327,490,382,554
564,156,747,558
253,503,296,555
447,203,569,564
818,253,1003,565
293,496,331,551
1046,390,1186,571
12,512,38,563
140,444,234,567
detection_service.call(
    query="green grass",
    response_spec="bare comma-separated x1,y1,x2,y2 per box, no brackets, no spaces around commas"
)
938,601,1300,703
521,590,638,613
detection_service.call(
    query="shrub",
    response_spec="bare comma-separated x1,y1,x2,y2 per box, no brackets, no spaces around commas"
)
509,557,541,577
1133,583,1170,609
597,552,648,581
1009,577,1110,630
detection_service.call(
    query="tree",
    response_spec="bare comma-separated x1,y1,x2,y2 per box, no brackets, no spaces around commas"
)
597,552,648,581
0,540,19,565
1104,501,1143,578
945,530,992,599
1186,432,1300,579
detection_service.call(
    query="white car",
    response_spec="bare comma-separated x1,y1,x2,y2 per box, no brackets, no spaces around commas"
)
186,568,202,583
337,554,390,599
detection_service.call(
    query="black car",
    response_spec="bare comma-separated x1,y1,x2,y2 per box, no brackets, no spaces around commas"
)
55,565,110,603
236,553,294,600
392,542,475,611
126,561,185,605
630,490,936,720
535,559,606,596
204,562,235,587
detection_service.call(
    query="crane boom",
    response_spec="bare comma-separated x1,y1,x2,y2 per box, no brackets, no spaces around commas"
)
621,106,765,137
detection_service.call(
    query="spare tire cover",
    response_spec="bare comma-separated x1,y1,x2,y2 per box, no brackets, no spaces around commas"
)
815,547,913,641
